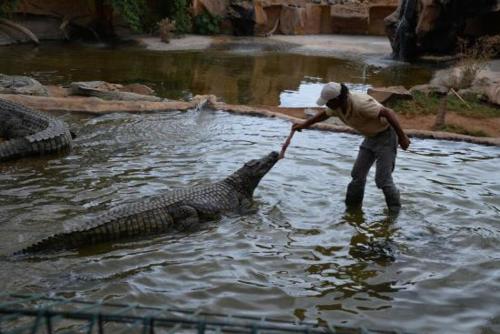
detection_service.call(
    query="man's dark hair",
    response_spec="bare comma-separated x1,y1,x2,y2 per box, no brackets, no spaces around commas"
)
339,83,349,102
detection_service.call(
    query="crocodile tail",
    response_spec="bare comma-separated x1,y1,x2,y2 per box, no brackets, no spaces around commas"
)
14,225,110,255
14,232,80,255
0,138,32,162
26,123,73,154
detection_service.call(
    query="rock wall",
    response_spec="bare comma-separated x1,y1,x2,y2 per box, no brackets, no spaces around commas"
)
194,0,399,36
386,0,500,61
0,0,131,45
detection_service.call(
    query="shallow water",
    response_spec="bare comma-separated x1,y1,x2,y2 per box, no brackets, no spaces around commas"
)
0,110,499,333
0,42,433,106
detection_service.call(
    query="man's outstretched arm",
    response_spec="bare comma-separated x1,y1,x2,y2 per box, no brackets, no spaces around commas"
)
292,110,329,131
379,107,410,150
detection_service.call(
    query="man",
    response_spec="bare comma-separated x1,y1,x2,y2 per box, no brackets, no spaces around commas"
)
292,82,411,212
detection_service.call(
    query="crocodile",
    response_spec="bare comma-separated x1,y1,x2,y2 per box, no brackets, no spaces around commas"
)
0,98,72,162
14,151,280,255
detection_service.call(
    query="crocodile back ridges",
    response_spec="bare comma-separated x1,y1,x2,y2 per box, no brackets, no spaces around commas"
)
0,98,72,161
0,137,32,161
0,98,49,133
15,181,241,255
77,181,240,232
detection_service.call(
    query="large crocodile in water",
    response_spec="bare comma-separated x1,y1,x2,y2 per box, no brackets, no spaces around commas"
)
0,98,72,162
14,151,280,255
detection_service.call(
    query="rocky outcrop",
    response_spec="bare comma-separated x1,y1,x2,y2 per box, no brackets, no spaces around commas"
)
0,0,137,44
426,60,500,106
368,85,412,104
0,0,404,44
194,0,399,37
385,0,500,61
0,0,98,45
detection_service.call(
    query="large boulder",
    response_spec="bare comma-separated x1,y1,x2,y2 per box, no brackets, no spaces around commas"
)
9,0,104,40
385,0,500,61
368,86,413,103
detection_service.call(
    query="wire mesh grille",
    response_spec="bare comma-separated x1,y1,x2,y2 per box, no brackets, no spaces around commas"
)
0,293,404,334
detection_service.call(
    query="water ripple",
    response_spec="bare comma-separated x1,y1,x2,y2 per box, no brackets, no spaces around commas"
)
0,110,499,333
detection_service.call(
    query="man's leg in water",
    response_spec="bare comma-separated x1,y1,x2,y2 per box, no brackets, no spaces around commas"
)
346,146,375,209
374,130,400,213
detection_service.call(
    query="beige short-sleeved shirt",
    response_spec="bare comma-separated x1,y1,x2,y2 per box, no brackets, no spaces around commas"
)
325,92,389,137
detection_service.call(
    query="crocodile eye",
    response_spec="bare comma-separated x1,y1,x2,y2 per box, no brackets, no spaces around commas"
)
245,160,259,167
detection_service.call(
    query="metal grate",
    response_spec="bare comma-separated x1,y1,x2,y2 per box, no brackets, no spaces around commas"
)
0,293,403,334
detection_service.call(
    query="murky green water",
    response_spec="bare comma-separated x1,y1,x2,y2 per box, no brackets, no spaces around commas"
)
0,42,433,106
0,110,499,333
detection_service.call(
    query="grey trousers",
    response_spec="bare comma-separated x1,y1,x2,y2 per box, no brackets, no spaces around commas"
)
345,127,401,210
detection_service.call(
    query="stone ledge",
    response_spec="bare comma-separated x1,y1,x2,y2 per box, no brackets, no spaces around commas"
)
1,93,498,146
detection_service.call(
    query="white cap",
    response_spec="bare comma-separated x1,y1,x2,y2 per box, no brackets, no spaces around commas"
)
316,82,341,106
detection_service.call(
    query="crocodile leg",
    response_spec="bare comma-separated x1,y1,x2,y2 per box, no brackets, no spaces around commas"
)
171,205,200,231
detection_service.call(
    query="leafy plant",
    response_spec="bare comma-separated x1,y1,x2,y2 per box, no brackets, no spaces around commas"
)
193,11,221,35
153,0,192,34
449,38,495,89
106,0,148,32
168,0,192,33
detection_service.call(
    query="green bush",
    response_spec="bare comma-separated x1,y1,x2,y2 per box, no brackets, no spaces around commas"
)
153,0,192,34
168,0,192,33
193,11,221,35
106,0,148,32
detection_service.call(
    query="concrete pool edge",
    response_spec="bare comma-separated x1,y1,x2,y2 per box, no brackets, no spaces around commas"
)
1,93,499,147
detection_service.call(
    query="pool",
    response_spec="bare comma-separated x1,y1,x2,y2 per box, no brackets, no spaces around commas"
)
0,109,499,333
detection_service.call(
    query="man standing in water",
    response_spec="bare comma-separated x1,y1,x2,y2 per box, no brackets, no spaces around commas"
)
292,82,411,213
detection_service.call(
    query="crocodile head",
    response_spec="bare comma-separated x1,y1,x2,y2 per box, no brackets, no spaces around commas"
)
226,151,280,197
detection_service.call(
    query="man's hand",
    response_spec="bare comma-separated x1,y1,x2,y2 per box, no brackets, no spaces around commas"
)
380,107,410,151
291,110,329,133
292,122,305,132
399,135,411,150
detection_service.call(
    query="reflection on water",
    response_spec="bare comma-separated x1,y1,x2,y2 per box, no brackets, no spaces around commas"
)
0,110,499,333
280,81,372,107
0,42,433,106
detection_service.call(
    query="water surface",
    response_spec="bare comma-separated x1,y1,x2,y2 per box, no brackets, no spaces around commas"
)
0,110,499,333
0,42,433,106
